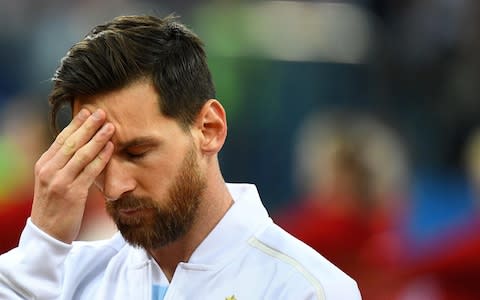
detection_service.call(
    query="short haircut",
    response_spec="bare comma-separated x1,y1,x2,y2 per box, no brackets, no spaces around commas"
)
49,15,215,133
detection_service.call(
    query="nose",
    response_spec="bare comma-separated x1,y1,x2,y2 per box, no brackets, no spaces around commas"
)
95,158,136,201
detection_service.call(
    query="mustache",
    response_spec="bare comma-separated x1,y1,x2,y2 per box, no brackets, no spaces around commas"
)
107,194,156,210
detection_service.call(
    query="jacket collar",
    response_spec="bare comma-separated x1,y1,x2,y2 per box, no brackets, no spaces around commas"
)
187,183,270,266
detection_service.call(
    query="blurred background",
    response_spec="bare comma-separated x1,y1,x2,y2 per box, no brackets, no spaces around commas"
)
1,0,479,299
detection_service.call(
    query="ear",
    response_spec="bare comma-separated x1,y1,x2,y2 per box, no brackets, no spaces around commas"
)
194,99,227,155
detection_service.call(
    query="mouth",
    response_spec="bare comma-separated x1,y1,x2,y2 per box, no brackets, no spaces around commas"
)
118,206,155,217
119,207,143,216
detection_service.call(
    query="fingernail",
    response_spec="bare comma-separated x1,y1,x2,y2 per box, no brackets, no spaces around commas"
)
77,109,90,119
92,109,103,120
101,123,113,133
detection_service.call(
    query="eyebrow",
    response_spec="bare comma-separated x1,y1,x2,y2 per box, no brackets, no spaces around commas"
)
115,136,161,152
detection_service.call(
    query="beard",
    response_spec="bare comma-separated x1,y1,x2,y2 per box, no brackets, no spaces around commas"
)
105,145,206,250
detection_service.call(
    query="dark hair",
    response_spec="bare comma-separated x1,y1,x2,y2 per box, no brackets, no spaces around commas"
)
49,15,215,133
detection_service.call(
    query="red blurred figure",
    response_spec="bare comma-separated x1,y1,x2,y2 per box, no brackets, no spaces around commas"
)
0,191,33,254
275,112,409,299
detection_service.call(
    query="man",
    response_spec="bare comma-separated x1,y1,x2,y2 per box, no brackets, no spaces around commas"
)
0,15,361,299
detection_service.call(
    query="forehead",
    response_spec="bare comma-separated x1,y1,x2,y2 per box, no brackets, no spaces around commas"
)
73,80,183,143
72,80,171,133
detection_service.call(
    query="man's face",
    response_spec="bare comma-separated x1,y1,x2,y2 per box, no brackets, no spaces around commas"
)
73,80,206,249
106,142,205,249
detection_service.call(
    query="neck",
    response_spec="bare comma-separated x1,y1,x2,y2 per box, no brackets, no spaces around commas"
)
148,175,233,281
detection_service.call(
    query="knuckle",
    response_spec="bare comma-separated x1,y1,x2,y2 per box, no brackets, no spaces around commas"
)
83,120,96,131
62,138,77,155
47,178,68,196
96,148,110,164
95,156,106,168
89,156,103,171
55,133,66,146
75,150,91,165
35,165,51,184
86,154,106,174
93,133,106,143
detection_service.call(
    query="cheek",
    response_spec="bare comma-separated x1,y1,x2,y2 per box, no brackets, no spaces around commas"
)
139,134,195,194
138,155,181,194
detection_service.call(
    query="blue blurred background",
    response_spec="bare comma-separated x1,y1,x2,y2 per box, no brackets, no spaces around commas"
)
1,0,479,299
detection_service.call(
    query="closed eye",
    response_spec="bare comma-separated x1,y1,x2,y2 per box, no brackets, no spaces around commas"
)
116,136,160,161
126,151,148,160
124,146,151,161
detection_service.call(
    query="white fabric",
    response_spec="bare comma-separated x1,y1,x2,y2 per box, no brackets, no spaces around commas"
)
0,183,361,299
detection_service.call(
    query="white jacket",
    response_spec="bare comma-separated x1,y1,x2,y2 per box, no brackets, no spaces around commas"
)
0,183,361,299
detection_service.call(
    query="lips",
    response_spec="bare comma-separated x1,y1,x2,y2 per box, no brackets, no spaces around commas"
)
119,207,142,216
118,206,156,217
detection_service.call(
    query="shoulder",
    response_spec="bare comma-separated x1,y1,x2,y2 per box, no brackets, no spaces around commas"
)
248,222,361,299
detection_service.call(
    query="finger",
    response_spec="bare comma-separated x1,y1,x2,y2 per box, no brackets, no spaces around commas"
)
37,109,91,165
49,109,107,170
61,122,115,180
74,141,114,188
